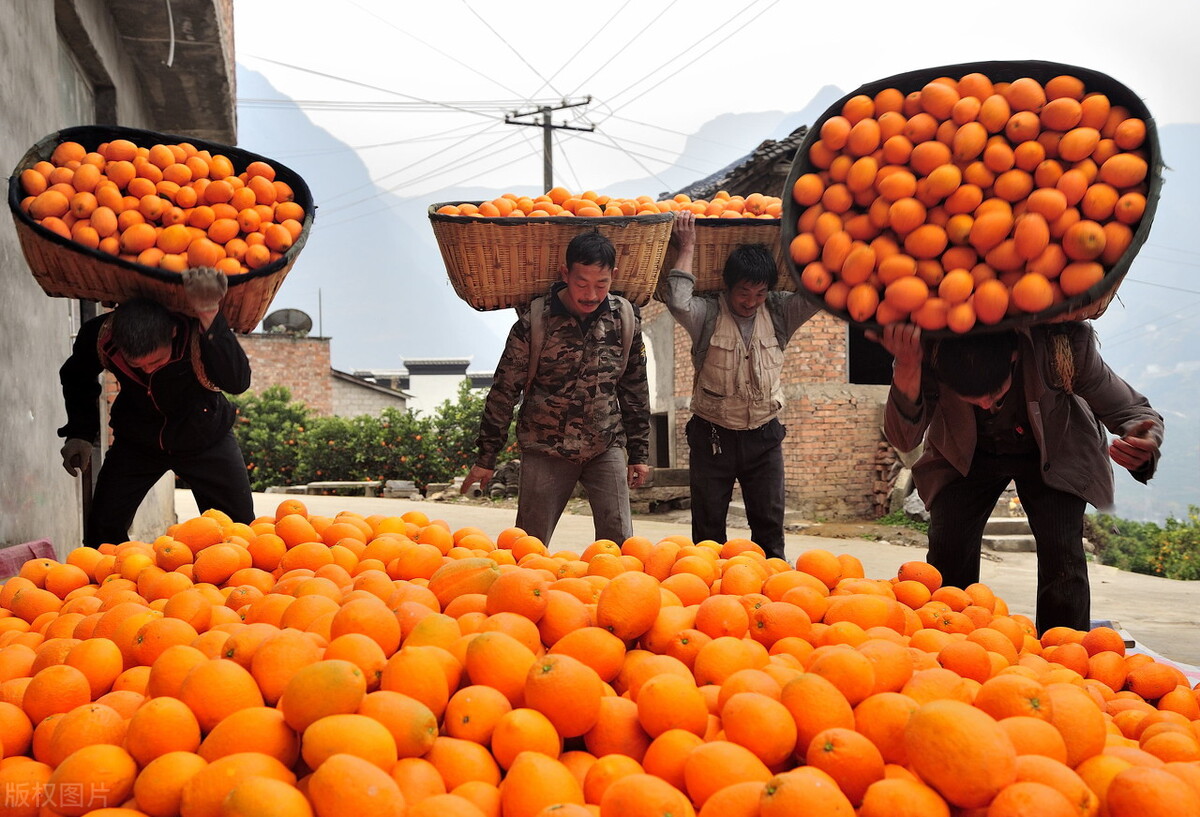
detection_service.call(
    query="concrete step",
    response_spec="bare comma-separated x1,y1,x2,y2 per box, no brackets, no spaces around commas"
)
985,516,1032,536
726,501,809,527
984,533,1037,552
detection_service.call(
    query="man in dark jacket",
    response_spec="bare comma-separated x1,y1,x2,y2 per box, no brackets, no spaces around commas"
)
59,267,254,547
877,321,1162,633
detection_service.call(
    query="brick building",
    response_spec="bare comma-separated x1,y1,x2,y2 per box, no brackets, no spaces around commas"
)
237,332,409,417
643,125,900,520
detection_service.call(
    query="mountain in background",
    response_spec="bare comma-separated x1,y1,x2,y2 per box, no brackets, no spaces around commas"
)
235,67,1197,523
1083,122,1198,523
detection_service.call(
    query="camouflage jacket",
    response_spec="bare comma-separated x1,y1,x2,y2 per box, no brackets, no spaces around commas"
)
474,283,650,469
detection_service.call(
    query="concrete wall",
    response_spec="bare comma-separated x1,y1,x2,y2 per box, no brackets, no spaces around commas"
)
0,1,174,557
239,334,334,416
332,378,407,417
406,372,470,416
642,298,895,520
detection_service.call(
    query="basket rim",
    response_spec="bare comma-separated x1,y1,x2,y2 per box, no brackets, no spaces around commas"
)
781,59,1163,335
428,200,675,227
7,124,316,290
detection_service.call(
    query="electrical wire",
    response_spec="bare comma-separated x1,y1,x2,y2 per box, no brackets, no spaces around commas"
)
345,0,529,100
558,1,675,100
317,126,532,215
314,148,540,232
462,2,561,98
594,0,780,119
240,54,500,119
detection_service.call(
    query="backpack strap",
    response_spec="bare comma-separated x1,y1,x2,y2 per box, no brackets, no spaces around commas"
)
524,294,636,393
614,294,635,374
524,295,546,395
693,302,719,376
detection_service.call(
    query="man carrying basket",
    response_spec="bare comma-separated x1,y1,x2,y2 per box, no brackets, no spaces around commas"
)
461,230,651,547
875,322,1163,633
58,267,255,547
660,210,820,562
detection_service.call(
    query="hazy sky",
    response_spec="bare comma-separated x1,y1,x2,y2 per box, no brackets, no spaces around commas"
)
234,0,1200,202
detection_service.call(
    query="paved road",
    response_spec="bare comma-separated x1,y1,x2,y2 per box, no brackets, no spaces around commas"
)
176,490,1200,669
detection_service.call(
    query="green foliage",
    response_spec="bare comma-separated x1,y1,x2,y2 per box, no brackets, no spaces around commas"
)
878,509,930,534
230,378,516,493
1086,506,1200,581
230,385,309,492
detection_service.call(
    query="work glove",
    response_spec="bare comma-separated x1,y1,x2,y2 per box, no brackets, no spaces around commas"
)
61,438,92,476
181,266,228,314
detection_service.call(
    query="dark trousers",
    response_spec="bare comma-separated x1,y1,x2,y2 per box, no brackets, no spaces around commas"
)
86,431,254,548
926,451,1089,633
686,416,787,561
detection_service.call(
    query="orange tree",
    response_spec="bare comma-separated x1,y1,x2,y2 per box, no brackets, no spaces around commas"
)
230,385,308,491
230,380,516,492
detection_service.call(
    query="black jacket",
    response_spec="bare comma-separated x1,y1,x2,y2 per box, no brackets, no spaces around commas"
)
59,311,251,455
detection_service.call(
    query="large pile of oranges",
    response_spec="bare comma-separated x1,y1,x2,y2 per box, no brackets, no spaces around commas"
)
16,138,306,276
435,186,783,219
0,502,1197,816
789,70,1153,333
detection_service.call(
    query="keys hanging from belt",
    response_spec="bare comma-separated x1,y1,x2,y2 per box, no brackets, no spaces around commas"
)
710,424,723,456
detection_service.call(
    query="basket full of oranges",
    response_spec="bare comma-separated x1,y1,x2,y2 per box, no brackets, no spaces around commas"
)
781,60,1162,335
7,125,315,332
428,189,674,311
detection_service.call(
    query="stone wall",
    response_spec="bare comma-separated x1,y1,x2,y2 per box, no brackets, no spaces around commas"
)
238,334,334,416
0,1,189,555
332,378,407,417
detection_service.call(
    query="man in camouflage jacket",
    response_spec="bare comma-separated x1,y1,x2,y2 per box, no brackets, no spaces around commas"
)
462,231,650,547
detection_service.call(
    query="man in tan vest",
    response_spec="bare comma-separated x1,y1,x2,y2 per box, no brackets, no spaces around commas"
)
660,211,818,561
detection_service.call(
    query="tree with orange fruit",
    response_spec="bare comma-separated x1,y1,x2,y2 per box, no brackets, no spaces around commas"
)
874,321,1161,633
58,266,254,547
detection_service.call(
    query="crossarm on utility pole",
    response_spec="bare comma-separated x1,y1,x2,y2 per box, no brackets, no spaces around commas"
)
505,97,594,191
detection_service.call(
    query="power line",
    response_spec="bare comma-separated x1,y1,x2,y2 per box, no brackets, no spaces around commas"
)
595,0,780,118
240,54,502,119
318,126,532,216
560,1,677,100
318,121,516,211
463,4,561,98
344,0,528,100
238,97,571,113
1121,276,1200,297
315,148,540,233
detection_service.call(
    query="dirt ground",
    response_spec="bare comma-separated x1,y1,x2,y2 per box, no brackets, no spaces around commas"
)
436,492,931,550
784,519,929,550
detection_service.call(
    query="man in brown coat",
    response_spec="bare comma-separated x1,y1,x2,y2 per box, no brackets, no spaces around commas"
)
877,321,1162,633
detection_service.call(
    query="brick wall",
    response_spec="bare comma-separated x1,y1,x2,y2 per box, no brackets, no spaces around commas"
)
643,300,892,520
238,334,333,416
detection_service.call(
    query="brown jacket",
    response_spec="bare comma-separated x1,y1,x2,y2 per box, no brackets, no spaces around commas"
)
884,322,1163,511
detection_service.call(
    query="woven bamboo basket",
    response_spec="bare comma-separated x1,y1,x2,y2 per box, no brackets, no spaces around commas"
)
428,204,673,310
661,218,796,294
781,60,1162,335
7,125,315,332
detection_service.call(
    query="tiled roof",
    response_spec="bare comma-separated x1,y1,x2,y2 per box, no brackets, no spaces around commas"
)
664,124,809,201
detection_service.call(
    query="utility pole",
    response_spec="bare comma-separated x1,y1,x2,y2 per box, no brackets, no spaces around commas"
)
504,97,594,191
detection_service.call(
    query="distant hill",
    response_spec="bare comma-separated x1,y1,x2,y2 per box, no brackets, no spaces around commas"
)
236,66,1197,523
235,69,511,373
